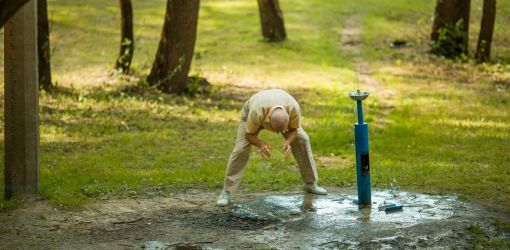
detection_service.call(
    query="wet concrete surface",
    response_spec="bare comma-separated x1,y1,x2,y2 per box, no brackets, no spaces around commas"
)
1,189,508,249
202,190,503,249
231,190,462,226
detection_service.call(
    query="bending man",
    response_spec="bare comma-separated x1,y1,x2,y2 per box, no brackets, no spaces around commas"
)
217,89,327,206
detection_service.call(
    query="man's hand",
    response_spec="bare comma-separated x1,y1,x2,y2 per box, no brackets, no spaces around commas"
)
283,141,292,158
282,128,297,159
245,132,272,159
260,143,272,159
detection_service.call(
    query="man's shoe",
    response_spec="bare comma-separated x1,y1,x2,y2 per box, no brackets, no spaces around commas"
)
304,182,328,195
216,190,231,206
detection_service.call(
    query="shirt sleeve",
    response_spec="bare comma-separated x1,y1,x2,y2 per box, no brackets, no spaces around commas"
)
288,108,301,129
245,110,261,134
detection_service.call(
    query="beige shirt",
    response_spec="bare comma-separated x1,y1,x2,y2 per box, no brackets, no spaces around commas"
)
244,89,301,134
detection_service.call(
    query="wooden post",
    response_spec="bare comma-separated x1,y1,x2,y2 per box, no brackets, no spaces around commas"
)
4,0,40,200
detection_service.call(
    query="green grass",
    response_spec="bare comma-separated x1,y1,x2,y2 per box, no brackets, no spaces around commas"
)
0,0,509,216
467,223,510,248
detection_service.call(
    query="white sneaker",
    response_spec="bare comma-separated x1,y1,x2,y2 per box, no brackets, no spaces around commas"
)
304,182,328,195
216,190,231,206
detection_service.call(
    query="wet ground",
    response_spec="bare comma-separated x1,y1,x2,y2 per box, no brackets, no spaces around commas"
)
1,188,509,249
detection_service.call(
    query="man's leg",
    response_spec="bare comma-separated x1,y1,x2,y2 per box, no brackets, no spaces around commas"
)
222,121,252,193
289,128,327,194
290,128,318,183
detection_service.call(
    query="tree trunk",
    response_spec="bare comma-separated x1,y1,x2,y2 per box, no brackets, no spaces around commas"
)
475,0,496,63
115,0,134,73
0,0,31,28
38,0,52,90
257,0,286,42
147,0,200,94
430,0,471,58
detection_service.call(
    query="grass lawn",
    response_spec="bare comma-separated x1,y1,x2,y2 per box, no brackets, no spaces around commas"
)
0,0,509,217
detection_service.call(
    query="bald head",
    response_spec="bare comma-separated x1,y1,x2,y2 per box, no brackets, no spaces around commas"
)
270,107,289,132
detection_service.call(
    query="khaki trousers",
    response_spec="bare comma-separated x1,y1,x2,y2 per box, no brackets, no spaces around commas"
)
222,106,319,192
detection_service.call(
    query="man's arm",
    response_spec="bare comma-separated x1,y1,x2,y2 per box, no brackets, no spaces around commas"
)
283,128,297,158
245,132,272,159
284,128,298,144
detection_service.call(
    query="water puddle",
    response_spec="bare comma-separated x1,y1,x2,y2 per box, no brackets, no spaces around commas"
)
139,190,501,249
229,189,483,249
232,190,466,227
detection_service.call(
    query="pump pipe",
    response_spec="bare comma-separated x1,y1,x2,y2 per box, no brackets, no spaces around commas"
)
349,90,371,208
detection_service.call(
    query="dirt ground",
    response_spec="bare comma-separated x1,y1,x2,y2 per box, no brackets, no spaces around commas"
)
1,188,509,249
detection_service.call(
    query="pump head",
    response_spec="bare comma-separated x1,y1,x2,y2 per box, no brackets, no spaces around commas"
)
348,89,369,101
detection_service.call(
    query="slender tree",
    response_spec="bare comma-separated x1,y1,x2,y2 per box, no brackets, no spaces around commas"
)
115,0,134,73
147,0,200,93
430,0,471,58
257,0,286,42
475,0,496,63
38,0,52,90
0,0,31,28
